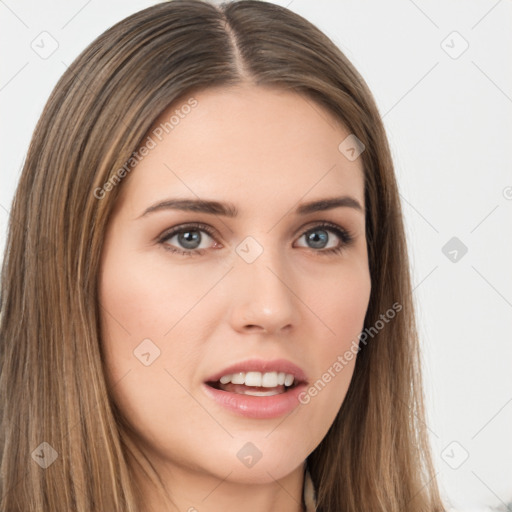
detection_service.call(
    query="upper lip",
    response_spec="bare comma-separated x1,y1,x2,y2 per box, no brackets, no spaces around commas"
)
204,358,308,384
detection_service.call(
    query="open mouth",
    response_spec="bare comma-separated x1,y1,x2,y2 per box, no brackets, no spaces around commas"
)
205,371,300,397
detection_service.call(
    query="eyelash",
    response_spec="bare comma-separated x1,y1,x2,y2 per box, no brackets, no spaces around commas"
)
157,221,355,257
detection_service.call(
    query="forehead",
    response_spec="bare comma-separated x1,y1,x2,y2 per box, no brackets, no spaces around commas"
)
119,84,365,216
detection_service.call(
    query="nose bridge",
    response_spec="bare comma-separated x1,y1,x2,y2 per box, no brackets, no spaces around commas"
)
229,234,300,331
236,236,291,296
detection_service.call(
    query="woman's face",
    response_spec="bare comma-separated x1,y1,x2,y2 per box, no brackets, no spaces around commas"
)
98,84,371,487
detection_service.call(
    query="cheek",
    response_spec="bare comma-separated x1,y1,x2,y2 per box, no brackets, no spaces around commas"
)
98,244,227,349
97,250,220,453
295,264,370,435
306,260,371,343
97,244,230,399
99,256,189,338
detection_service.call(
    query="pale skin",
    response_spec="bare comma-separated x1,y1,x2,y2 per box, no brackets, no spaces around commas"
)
98,84,371,512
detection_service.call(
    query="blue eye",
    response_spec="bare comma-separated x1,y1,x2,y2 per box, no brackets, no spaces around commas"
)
297,223,354,254
158,223,216,257
158,221,354,257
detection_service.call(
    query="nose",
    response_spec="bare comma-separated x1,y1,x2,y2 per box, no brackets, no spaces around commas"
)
228,244,301,335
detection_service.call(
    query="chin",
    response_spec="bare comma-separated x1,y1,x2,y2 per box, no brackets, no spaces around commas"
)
196,443,307,485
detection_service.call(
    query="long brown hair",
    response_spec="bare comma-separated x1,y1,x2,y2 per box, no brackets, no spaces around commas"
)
0,1,446,510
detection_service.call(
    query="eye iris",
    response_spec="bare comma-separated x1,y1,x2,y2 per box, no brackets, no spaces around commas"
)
307,229,328,249
178,230,201,249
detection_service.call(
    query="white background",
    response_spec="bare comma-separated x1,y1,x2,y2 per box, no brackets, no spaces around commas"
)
1,1,511,510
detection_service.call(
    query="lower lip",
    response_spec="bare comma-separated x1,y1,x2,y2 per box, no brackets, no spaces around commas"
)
202,383,307,419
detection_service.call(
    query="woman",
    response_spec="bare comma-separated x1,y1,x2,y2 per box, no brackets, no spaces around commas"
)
0,1,447,510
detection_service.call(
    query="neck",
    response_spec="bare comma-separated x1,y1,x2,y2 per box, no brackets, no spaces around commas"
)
133,457,307,512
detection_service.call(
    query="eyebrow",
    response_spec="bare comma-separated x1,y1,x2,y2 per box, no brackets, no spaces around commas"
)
138,195,364,219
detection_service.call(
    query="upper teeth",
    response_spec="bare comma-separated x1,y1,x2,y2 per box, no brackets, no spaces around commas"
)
219,371,295,387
